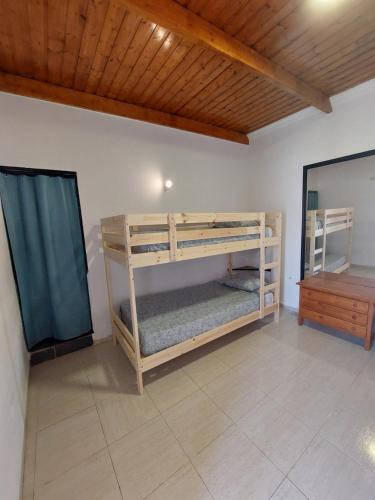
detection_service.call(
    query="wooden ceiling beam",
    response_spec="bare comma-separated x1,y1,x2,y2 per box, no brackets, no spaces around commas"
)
0,72,249,145
119,0,332,113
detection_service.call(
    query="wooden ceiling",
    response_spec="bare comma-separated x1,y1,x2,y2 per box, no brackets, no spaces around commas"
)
0,0,374,144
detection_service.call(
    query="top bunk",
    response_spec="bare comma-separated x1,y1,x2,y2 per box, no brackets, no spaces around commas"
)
306,207,353,238
101,212,282,269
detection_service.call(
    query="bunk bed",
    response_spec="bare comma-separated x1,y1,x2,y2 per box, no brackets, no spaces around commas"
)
305,208,353,276
101,212,282,394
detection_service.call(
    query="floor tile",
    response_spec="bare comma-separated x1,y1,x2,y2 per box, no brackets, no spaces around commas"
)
109,416,189,499
179,350,230,387
203,368,266,421
192,427,283,500
36,373,94,430
34,449,121,500
238,396,315,474
163,390,232,457
146,464,212,500
35,406,106,487
271,478,306,499
270,361,354,432
319,401,375,471
289,435,375,500
145,365,198,412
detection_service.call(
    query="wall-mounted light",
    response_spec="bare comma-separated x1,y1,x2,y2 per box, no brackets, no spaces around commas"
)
164,179,173,192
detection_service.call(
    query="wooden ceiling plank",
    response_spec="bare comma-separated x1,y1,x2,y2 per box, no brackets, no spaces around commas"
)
127,32,180,104
96,10,141,96
186,0,208,15
196,76,263,121
27,0,48,81
73,0,109,91
2,0,34,77
188,67,253,119
145,44,205,108
247,101,306,132
222,91,298,129
117,24,170,101
118,0,332,113
235,0,297,46
221,0,267,37
192,74,257,121
230,94,303,130
164,54,232,115
0,71,249,144
85,2,127,94
327,58,375,96
61,0,89,88
0,0,16,73
271,2,373,76
217,88,287,127
311,52,375,96
214,84,285,128
153,49,216,111
301,33,375,88
178,62,244,117
47,0,68,85
136,38,194,106
106,18,156,98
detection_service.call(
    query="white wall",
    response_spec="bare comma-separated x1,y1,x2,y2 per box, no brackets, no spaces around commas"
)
0,205,29,500
307,156,375,266
249,78,375,309
0,92,257,341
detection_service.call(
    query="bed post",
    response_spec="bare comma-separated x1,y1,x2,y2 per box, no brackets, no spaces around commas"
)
227,253,233,275
347,208,353,270
322,211,327,271
308,210,316,276
259,212,265,318
101,221,117,345
274,212,282,322
124,215,144,394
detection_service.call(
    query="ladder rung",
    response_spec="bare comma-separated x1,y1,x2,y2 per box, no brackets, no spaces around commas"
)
263,261,280,270
264,282,278,293
313,264,322,272
314,248,322,255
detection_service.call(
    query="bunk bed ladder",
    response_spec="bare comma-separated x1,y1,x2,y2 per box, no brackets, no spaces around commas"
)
259,213,266,318
274,213,282,322
124,215,144,394
309,210,316,276
322,211,327,271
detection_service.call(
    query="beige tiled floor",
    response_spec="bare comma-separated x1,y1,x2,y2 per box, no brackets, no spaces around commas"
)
23,309,375,500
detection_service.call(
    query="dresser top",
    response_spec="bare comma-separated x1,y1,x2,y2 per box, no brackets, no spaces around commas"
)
298,272,375,303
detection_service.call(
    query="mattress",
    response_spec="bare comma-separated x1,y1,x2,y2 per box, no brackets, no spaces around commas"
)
120,281,273,356
132,226,273,253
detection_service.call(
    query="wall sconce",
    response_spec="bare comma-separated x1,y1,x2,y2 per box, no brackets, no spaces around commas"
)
164,179,173,192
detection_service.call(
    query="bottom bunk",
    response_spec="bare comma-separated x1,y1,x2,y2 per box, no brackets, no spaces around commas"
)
120,279,274,357
306,253,350,275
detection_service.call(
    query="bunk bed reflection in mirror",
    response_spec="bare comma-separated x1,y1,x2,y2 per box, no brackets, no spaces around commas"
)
305,207,353,276
100,212,282,394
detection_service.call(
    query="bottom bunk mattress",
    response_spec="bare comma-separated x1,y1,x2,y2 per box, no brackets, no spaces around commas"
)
120,281,273,356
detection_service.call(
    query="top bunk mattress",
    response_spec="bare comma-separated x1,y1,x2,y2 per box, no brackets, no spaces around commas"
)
132,226,273,253
120,281,272,356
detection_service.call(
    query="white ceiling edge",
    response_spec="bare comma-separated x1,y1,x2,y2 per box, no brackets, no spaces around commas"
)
248,77,375,140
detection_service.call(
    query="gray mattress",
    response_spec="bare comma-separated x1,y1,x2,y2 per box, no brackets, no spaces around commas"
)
120,281,272,356
132,227,272,253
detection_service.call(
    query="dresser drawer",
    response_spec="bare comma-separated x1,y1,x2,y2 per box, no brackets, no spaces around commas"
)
300,307,367,338
301,298,368,326
301,288,368,314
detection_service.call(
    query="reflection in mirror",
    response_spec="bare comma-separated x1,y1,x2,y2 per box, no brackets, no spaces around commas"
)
304,155,375,279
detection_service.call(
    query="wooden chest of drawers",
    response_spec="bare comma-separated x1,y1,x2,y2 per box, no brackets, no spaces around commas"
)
298,272,375,350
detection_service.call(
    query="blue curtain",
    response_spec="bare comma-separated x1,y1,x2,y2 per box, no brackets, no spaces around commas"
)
0,171,92,349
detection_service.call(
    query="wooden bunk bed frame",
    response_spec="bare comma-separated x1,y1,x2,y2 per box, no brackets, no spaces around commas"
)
305,207,353,276
101,212,282,394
